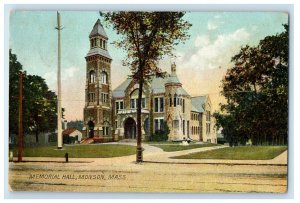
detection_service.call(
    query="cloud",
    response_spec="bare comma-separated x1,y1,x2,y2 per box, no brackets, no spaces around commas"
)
207,21,218,30
177,28,250,71
64,67,79,78
195,35,210,47
207,15,224,30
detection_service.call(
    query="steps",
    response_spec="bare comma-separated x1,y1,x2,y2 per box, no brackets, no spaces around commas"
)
80,138,94,144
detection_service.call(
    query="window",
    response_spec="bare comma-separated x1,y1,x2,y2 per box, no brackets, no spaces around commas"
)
142,98,146,109
173,120,179,129
100,39,103,48
101,93,108,103
206,111,211,121
115,100,124,114
103,126,109,136
174,94,177,107
206,123,211,135
183,120,185,135
88,93,95,102
154,118,165,132
101,71,108,84
183,99,185,113
89,71,96,83
116,102,119,112
154,97,164,112
160,97,164,112
155,98,158,112
130,98,145,109
130,99,135,109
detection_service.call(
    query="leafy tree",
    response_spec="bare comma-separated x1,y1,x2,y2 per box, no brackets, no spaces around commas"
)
67,120,84,131
215,24,288,146
102,12,191,162
9,50,58,143
9,49,23,136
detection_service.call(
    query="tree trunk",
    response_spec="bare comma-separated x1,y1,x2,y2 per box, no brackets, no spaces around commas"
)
35,128,39,143
136,76,144,163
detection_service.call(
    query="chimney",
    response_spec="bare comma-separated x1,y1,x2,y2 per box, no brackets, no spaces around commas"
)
63,120,68,130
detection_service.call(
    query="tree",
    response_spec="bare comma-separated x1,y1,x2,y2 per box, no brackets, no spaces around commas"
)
102,12,191,162
9,50,23,136
9,50,58,143
215,24,288,146
67,120,84,131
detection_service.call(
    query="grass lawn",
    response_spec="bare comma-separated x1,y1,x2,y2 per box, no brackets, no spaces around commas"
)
151,143,218,152
10,144,136,158
172,146,287,160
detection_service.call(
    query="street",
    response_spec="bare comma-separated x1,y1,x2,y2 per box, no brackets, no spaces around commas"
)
8,144,287,193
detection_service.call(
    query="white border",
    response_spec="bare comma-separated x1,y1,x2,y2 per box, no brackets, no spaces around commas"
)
1,1,298,201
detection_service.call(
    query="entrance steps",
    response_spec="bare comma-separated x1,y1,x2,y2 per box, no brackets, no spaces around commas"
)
80,138,94,144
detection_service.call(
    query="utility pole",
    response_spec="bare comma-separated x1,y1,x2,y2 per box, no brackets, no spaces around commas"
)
18,72,25,162
56,11,63,149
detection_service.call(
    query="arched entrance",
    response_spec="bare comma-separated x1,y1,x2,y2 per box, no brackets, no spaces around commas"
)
88,120,95,138
124,117,136,139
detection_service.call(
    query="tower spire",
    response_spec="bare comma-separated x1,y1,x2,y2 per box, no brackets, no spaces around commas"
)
171,62,176,74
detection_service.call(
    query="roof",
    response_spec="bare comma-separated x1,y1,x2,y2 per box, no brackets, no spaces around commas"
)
191,95,207,113
112,74,190,98
62,128,78,135
112,78,132,98
86,48,112,60
165,73,181,84
89,19,108,39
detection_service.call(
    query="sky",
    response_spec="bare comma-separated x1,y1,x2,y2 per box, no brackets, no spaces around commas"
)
9,11,288,121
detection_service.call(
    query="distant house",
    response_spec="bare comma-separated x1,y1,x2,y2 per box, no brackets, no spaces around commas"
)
62,128,82,143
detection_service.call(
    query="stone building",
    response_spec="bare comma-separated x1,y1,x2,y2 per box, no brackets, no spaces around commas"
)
82,19,217,143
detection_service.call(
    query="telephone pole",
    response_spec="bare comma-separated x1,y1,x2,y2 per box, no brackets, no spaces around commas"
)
56,11,63,149
18,72,25,162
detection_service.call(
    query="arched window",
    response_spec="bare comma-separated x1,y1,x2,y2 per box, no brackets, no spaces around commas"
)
101,71,108,84
174,94,177,107
89,70,96,83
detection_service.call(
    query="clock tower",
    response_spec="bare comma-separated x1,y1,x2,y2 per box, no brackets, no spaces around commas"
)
83,19,113,139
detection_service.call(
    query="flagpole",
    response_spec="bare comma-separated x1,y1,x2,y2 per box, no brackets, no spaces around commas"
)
56,11,62,149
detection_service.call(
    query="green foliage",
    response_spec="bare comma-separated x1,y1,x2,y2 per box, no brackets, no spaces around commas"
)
101,12,191,148
173,146,287,160
67,120,84,131
63,135,76,144
9,50,58,140
150,121,170,141
11,144,137,158
101,12,191,80
215,24,288,146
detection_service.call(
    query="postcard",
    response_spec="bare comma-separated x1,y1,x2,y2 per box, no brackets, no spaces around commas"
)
8,10,288,193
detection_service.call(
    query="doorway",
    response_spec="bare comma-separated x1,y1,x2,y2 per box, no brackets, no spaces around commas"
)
124,117,136,139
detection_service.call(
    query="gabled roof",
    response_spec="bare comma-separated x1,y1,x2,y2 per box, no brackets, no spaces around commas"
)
191,95,208,113
112,78,132,98
112,74,190,98
62,128,78,135
89,19,108,39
